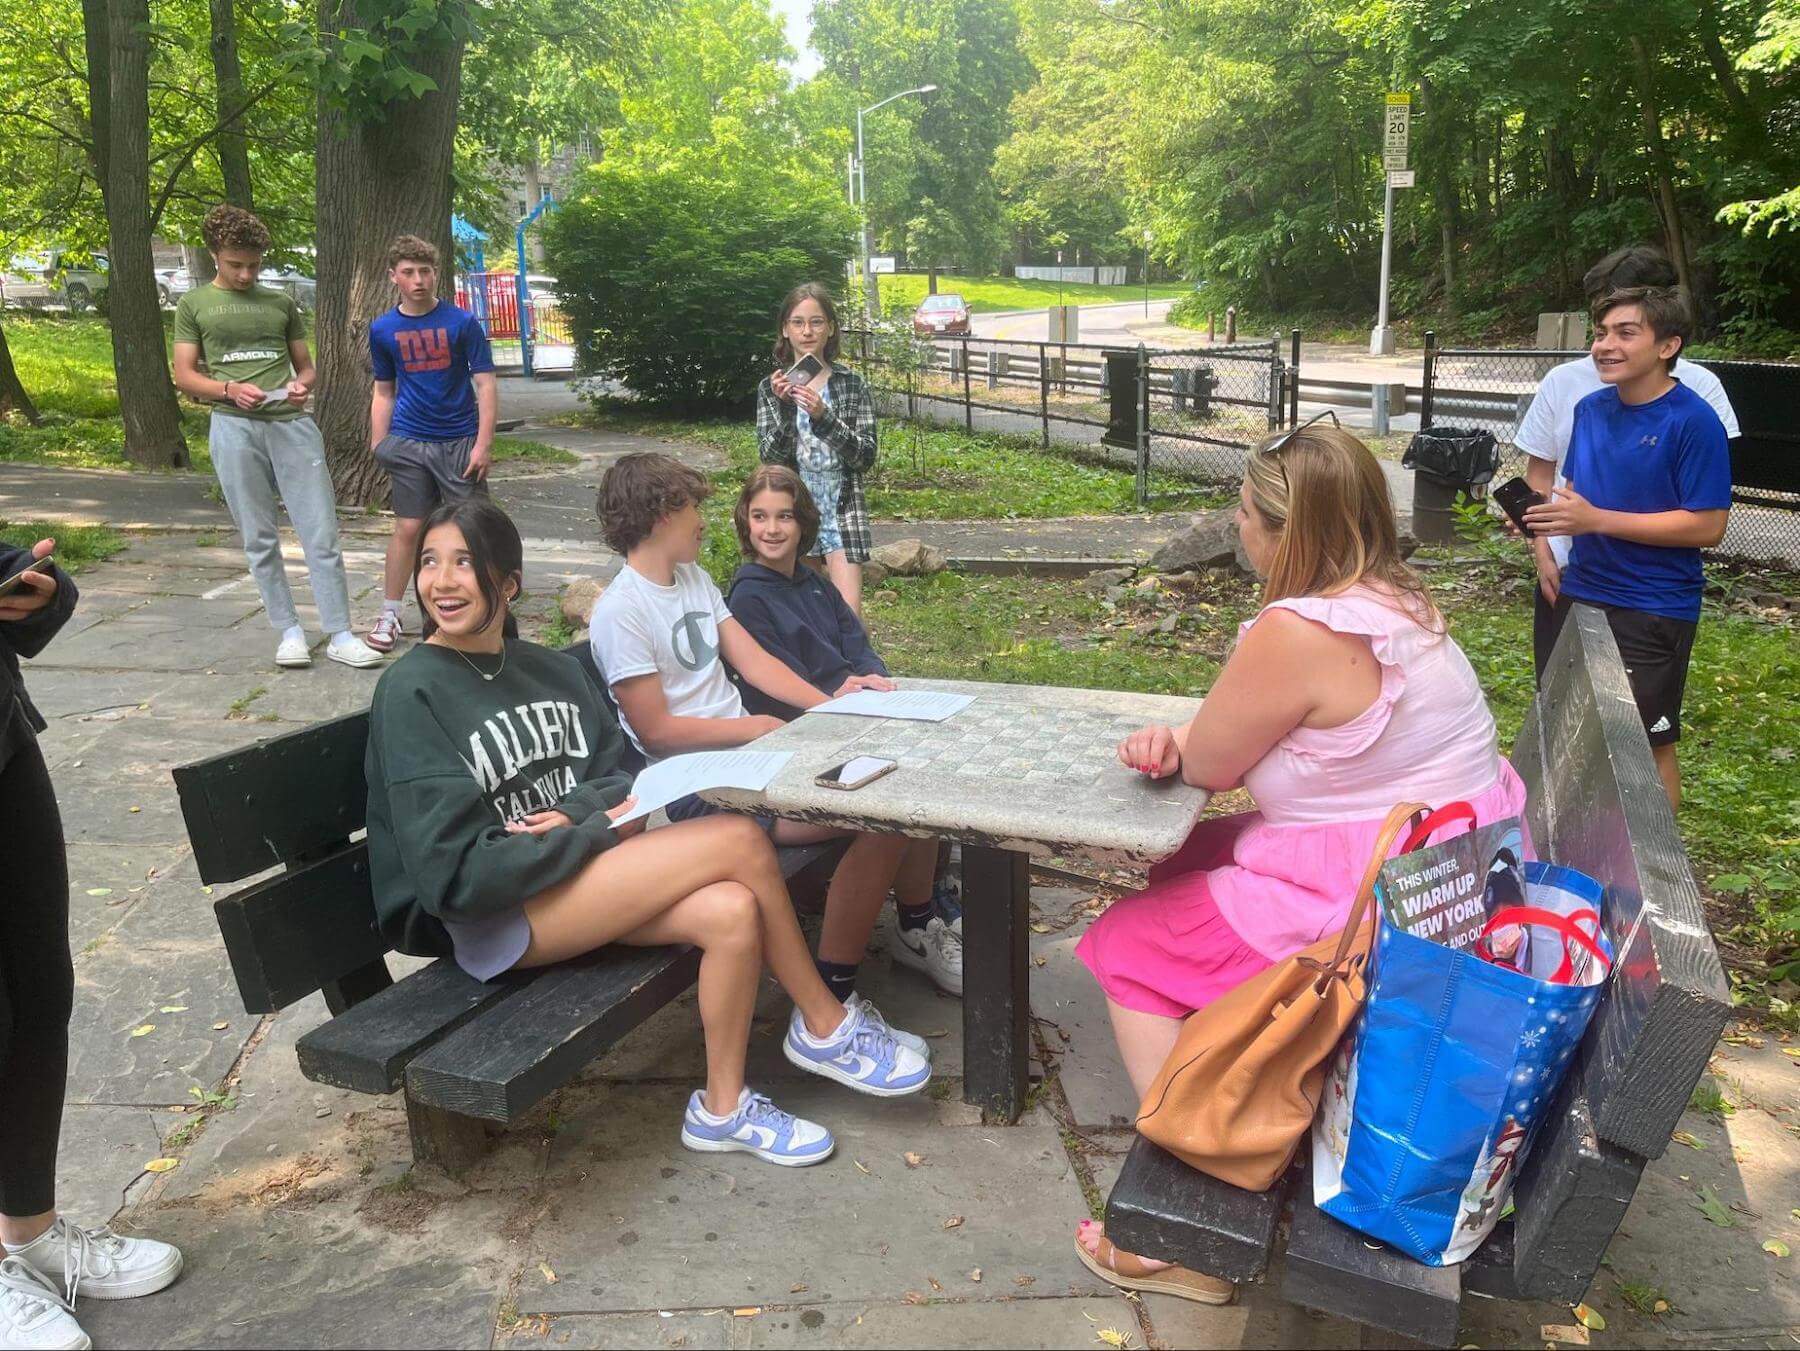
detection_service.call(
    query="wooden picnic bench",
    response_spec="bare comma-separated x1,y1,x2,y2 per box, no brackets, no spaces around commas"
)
170,643,843,1173
1103,603,1734,1347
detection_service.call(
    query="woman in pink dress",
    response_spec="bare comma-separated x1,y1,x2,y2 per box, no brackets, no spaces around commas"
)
1073,415,1527,1304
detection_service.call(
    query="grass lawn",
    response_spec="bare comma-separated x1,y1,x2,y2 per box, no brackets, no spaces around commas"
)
879,273,1192,315
492,435,579,467
0,520,127,572
562,402,1229,524
857,553,1800,1021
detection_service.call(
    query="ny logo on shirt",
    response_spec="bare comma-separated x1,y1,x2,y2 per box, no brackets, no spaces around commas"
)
395,327,452,372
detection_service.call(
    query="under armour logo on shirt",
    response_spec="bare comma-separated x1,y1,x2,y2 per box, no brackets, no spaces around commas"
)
395,327,452,372
1639,434,1660,448
671,611,718,672
1648,715,1672,733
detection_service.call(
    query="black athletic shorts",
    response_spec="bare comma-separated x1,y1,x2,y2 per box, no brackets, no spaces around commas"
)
1539,594,1697,747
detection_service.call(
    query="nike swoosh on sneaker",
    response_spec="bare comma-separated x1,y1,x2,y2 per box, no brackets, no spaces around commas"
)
735,1123,779,1151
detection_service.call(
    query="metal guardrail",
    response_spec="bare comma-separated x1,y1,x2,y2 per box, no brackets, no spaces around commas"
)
849,330,1295,504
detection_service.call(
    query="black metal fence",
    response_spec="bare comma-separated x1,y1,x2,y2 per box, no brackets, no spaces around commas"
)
848,329,1295,504
1421,334,1800,569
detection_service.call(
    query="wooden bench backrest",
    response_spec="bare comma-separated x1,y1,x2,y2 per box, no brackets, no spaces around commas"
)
172,711,386,1015
1504,603,1731,1295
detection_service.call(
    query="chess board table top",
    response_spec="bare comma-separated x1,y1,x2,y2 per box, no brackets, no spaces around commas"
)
704,678,1211,864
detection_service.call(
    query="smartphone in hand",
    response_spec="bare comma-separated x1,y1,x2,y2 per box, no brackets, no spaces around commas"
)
785,352,824,386
0,554,53,600
1493,477,1546,536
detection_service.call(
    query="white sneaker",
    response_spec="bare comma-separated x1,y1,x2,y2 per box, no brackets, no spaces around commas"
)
275,630,311,668
325,634,384,669
366,608,404,653
845,992,931,1061
892,916,963,997
0,1260,87,1351
7,1218,182,1303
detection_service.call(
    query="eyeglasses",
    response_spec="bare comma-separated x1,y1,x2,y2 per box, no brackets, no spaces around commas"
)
1264,408,1339,456
786,317,831,331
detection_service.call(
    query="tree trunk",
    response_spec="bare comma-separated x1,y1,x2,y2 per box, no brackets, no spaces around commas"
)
1627,34,1693,297
313,0,464,506
209,0,254,209
926,265,937,294
83,0,191,469
0,318,41,424
184,243,216,286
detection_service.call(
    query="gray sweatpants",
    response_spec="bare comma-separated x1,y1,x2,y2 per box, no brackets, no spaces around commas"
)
210,413,352,634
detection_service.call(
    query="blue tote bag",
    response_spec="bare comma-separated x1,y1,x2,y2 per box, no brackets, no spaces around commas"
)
1311,860,1610,1266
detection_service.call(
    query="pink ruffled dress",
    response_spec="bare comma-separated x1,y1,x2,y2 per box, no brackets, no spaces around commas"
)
1077,586,1528,1018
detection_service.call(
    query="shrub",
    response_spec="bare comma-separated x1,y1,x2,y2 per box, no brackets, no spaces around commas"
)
544,155,857,411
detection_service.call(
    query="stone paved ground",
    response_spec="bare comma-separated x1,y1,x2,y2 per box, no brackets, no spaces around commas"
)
7,378,1799,1348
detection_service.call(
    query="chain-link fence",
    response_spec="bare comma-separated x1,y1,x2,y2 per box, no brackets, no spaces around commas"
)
847,328,1293,504
1421,337,1800,569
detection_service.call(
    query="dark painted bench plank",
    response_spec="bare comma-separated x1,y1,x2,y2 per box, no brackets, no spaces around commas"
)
1508,1083,1644,1303
213,844,389,1013
1518,606,1730,1160
1459,1221,1521,1301
1103,1138,1289,1283
1284,1180,1462,1349
173,712,370,884
296,959,528,1094
404,942,703,1121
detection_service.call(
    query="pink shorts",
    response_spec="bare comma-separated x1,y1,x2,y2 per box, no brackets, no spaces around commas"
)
1075,815,1275,1019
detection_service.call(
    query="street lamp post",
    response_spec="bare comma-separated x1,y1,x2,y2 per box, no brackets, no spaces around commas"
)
855,84,937,319
1143,228,1153,316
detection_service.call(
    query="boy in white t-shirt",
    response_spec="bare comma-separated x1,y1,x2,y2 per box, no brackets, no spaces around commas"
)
1514,244,1738,675
589,453,948,1037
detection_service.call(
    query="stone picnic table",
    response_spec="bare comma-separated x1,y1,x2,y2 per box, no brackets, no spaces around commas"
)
704,677,1212,1123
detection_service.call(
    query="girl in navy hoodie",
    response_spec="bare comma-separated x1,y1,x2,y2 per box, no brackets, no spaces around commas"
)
726,467,963,996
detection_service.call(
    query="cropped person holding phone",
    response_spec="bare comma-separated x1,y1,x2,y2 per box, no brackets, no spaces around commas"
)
755,284,878,615
0,540,185,1349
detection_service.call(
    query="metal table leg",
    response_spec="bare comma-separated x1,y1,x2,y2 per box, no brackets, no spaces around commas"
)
960,844,1029,1123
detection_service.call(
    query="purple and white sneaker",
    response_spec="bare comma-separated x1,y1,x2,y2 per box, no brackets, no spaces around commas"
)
783,1001,932,1097
680,1088,834,1167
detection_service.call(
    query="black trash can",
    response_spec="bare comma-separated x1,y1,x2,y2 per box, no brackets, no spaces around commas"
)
1403,427,1500,545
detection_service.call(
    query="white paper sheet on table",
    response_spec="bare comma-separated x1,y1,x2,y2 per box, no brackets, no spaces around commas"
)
807,689,974,722
611,750,793,827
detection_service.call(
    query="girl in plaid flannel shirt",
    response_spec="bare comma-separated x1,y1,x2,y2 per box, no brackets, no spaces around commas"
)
757,283,878,615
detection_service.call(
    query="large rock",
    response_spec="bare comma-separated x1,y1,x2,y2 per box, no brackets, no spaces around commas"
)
1149,509,1252,576
861,560,892,589
560,577,605,627
870,538,947,576
1081,566,1136,592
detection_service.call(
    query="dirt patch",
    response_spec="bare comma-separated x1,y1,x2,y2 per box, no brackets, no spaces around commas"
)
499,1189,558,1243
162,1152,344,1216
357,1179,446,1234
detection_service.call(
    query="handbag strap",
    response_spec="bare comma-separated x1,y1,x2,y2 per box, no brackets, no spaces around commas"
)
1322,800,1432,975
1480,905,1613,984
1398,801,1477,853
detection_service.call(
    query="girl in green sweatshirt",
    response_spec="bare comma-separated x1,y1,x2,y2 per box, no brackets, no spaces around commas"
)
364,498,927,1167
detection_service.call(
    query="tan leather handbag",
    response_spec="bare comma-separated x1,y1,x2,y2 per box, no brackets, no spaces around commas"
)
1133,801,1426,1192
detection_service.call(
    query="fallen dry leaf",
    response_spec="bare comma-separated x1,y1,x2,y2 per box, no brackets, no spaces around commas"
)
903,1151,925,1169
85,888,112,897
943,1215,964,1230
853,1159,870,1176
789,1283,808,1294
1540,1323,1589,1346
539,1262,559,1284
928,1277,943,1292
1572,1302,1607,1331
1095,1328,1134,1349
212,1022,229,1031
130,1024,155,1038
1763,1238,1791,1258
902,1291,926,1306
732,1307,760,1317
968,1268,982,1282
1653,1299,1670,1314
1014,1274,1036,1288
143,1158,179,1173
159,1005,188,1014
1671,1130,1706,1150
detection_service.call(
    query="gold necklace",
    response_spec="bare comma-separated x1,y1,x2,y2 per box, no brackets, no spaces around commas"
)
449,642,506,682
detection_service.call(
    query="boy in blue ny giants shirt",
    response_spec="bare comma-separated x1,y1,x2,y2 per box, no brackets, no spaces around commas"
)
1525,286,1731,811
366,234,498,653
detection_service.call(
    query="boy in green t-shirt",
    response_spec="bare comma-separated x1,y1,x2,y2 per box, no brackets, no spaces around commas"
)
171,205,381,670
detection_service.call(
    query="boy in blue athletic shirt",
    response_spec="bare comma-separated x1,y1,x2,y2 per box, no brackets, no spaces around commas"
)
1525,286,1731,811
366,235,498,653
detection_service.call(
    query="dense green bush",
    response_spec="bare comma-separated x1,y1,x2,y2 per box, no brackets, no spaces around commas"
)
545,156,857,411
